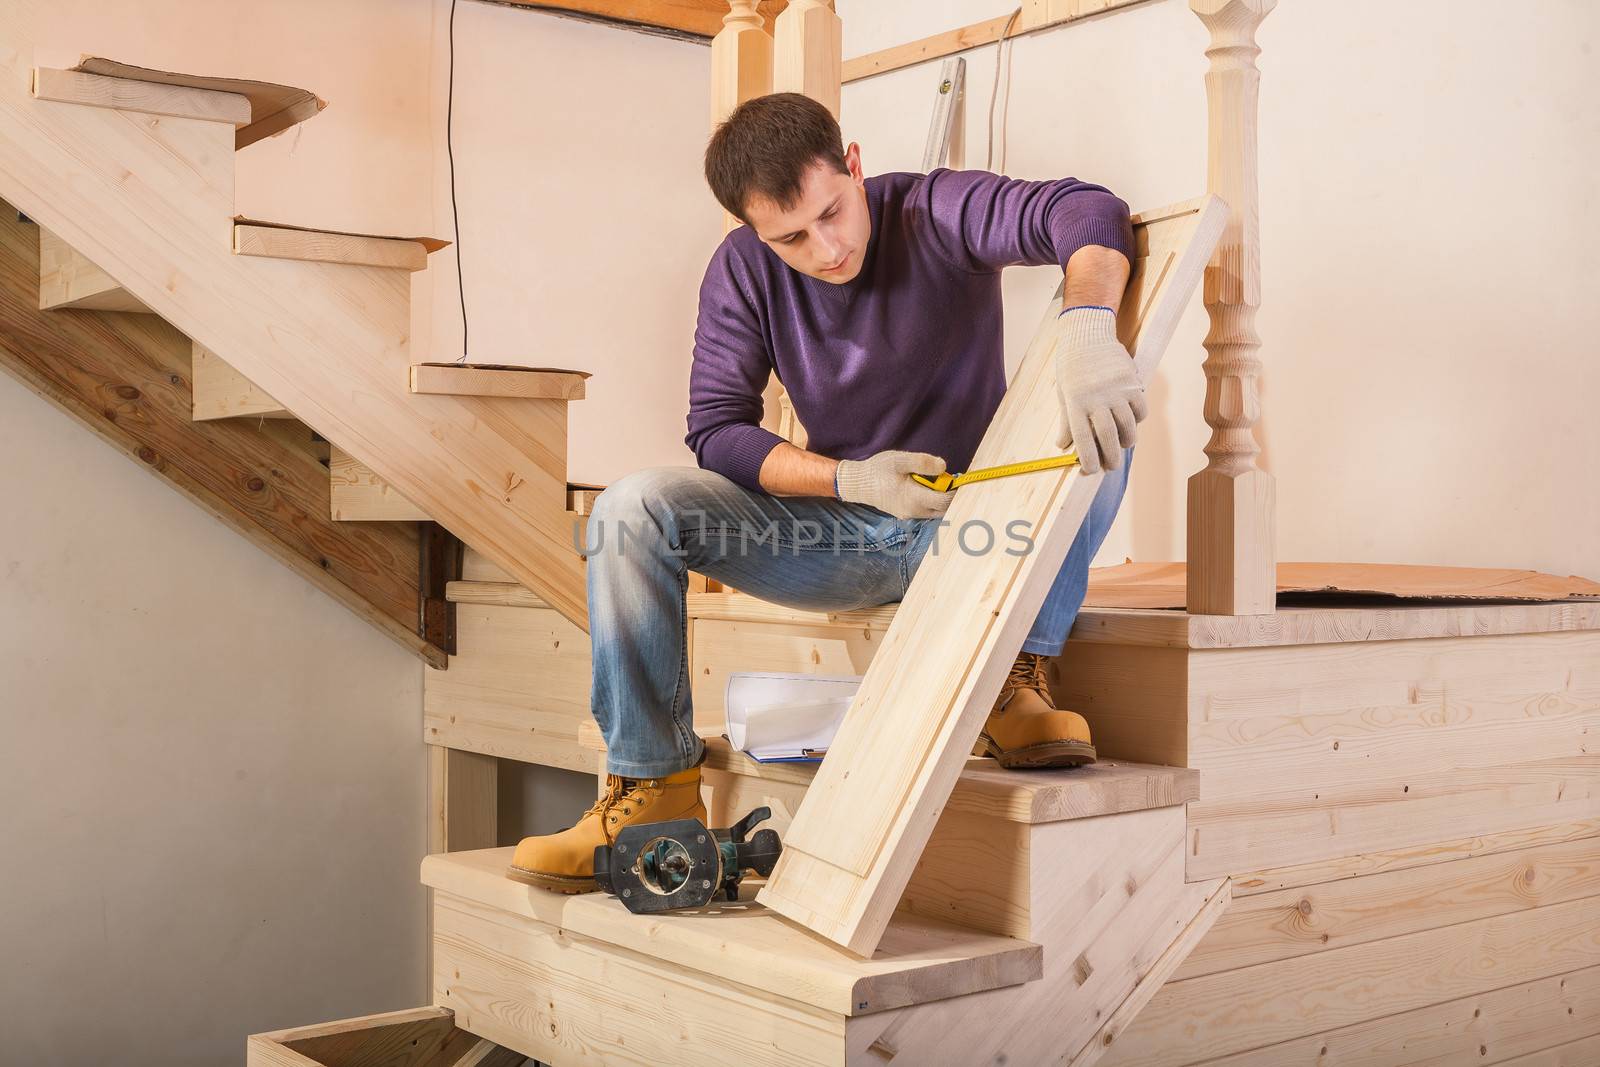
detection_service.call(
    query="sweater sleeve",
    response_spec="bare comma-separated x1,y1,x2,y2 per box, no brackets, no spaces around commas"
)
685,241,786,492
914,168,1134,274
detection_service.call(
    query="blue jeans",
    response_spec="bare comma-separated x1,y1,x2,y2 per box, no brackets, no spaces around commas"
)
582,451,1132,777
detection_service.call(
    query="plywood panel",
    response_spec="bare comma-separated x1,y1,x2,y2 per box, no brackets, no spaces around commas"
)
760,198,1226,954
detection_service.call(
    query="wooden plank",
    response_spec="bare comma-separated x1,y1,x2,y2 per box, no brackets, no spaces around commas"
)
31,66,249,127
1,36,590,627
0,205,441,667
1187,754,1600,880
1497,1033,1600,1067
1103,892,1600,1066
841,0,1153,83
248,1007,458,1067
71,56,324,149
409,362,588,400
1049,642,1191,767
191,340,291,420
1068,599,1600,650
759,197,1226,955
428,746,499,854
445,580,547,608
424,849,1042,1017
233,222,432,272
37,226,149,312
494,0,784,39
1176,835,1600,980
1151,965,1600,1067
424,602,599,773
329,446,430,522
1187,630,1600,804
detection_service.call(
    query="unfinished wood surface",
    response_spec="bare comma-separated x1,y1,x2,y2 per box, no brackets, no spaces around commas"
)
424,848,1041,1017
2,42,589,627
409,362,589,400
31,66,250,127
0,206,440,666
1188,754,1600,882
427,746,499,854
846,807,1230,1066
329,446,430,522
1070,599,1600,650
493,0,784,39
36,226,150,312
1177,834,1600,981
1122,965,1600,1067
71,56,325,149
759,197,1225,954
445,579,548,608
690,615,885,732
233,221,434,271
1186,0,1276,616
774,0,841,117
190,340,291,420
425,602,599,773
1102,890,1600,1066
841,0,1153,83
247,1006,473,1067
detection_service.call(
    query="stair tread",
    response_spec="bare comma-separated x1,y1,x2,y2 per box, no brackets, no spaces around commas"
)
421,847,1042,1016
410,362,590,400
68,58,325,148
575,721,1197,824
232,218,447,272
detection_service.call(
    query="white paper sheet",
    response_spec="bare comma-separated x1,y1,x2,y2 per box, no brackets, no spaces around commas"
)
723,672,862,763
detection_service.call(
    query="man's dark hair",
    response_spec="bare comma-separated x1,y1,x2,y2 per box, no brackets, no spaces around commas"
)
705,92,848,223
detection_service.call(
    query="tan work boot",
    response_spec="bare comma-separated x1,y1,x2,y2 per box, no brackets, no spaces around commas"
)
972,651,1097,769
505,765,706,893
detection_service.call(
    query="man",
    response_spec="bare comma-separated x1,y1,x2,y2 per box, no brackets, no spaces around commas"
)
507,93,1143,892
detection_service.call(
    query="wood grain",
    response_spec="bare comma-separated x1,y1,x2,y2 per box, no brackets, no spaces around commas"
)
32,66,250,127
37,226,149,312
191,341,291,420
0,206,438,666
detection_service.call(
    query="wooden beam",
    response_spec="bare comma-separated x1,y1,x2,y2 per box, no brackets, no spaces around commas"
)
0,205,443,668
1186,0,1277,616
329,446,430,522
841,0,1154,84
190,341,292,420
408,362,588,400
31,66,250,127
494,0,784,40
757,197,1226,956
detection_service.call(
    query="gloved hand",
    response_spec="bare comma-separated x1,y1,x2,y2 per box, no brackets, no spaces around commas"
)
835,450,953,520
1053,306,1146,475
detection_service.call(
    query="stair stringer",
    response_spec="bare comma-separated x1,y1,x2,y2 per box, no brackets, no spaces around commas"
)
0,38,588,628
843,806,1232,1066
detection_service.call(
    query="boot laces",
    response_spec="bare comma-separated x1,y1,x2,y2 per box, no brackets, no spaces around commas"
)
998,652,1055,714
584,775,664,844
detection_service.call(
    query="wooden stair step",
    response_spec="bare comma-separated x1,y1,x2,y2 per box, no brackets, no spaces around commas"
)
35,58,324,149
421,847,1042,1017
577,721,1197,826
232,219,445,272
409,362,590,400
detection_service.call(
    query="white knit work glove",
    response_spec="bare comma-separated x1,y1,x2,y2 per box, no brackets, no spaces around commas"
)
1053,306,1146,475
834,450,953,520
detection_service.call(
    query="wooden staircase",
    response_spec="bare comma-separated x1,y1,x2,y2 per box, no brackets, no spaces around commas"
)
0,46,590,629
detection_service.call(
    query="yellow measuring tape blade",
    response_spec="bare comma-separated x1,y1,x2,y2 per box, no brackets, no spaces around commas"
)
912,452,1081,493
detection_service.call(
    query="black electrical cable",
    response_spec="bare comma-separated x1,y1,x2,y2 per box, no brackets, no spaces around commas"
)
448,0,468,363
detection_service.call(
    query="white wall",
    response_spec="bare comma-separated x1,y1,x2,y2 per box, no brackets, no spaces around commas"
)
0,375,427,1066
838,0,1600,579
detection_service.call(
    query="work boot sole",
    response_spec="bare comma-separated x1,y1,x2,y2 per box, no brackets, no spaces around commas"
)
973,733,1097,769
504,865,597,894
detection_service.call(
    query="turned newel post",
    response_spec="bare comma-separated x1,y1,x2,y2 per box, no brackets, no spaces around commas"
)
774,0,842,116
711,1,772,130
1187,0,1277,617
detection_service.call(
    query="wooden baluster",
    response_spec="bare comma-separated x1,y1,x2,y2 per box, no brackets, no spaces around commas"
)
774,0,842,117
710,1,772,131
1186,0,1277,616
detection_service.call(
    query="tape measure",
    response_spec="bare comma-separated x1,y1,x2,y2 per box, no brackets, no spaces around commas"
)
911,452,1081,493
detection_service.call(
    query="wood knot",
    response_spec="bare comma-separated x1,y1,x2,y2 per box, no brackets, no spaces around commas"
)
246,476,266,492
135,446,157,464
114,385,140,401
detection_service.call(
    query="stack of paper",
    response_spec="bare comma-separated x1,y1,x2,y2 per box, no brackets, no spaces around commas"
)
724,672,862,763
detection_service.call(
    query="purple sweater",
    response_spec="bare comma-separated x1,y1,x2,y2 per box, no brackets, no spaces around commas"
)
685,169,1134,491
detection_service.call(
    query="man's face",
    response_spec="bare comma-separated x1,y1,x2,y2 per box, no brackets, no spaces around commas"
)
743,143,870,284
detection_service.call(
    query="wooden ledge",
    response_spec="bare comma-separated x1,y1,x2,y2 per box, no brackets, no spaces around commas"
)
576,723,1197,824
409,362,589,400
67,57,325,148
232,220,446,272
32,67,250,128
422,847,1041,1014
